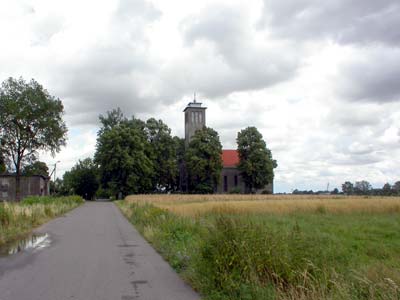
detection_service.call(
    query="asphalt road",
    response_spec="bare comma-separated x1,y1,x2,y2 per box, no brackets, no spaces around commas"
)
0,202,201,300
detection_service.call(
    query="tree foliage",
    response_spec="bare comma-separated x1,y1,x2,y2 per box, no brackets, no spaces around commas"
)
185,127,223,193
22,161,49,177
94,110,154,198
236,127,277,193
342,181,354,195
0,152,6,173
145,118,179,192
63,158,99,200
0,77,67,200
354,180,372,195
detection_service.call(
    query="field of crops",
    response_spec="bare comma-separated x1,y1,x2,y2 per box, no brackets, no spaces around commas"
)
0,196,84,246
119,194,400,300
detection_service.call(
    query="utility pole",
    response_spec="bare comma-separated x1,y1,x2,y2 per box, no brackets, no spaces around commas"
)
49,161,61,194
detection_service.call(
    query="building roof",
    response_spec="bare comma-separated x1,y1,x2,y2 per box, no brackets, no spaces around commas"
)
0,172,50,180
221,150,239,167
183,101,207,112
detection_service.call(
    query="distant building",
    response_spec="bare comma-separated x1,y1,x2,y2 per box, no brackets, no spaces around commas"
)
183,100,273,194
0,173,50,201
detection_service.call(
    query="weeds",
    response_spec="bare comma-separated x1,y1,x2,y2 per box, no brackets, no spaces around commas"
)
117,196,400,300
0,196,83,246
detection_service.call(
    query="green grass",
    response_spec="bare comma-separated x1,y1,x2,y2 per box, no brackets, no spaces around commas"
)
0,195,84,246
117,201,400,300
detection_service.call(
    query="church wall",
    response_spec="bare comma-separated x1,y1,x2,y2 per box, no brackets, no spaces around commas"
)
217,167,246,193
216,167,274,194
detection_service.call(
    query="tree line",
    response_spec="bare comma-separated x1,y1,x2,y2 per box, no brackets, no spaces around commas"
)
55,109,276,199
292,180,400,196
341,180,400,196
1,77,276,200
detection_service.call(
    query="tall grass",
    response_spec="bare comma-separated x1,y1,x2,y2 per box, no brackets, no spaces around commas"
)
125,194,400,216
0,196,84,246
118,195,400,300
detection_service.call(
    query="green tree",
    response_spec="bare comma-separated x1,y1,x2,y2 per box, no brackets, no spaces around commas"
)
393,181,400,195
185,127,223,193
0,77,67,200
0,152,6,173
22,161,49,177
145,118,179,192
63,158,99,200
354,180,372,195
341,181,354,195
331,188,339,195
95,111,154,198
236,127,277,193
382,182,392,196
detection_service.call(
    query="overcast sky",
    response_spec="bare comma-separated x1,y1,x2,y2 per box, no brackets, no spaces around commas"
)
1,0,399,192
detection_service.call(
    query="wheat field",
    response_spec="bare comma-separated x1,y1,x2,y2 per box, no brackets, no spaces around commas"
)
125,194,400,216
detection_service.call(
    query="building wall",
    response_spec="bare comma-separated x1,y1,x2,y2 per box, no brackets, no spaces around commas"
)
217,167,273,194
184,107,206,147
0,176,50,201
217,167,245,193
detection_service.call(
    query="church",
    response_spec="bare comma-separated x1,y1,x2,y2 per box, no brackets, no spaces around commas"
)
183,99,273,194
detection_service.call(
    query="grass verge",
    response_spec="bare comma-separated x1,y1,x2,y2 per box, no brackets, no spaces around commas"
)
0,195,84,246
117,196,400,300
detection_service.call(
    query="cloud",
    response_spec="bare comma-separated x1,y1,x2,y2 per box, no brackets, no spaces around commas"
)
335,47,400,102
167,4,301,98
1,0,400,193
260,0,400,46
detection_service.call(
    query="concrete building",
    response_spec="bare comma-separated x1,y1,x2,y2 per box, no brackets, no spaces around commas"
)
0,173,50,201
183,100,273,194
184,100,207,147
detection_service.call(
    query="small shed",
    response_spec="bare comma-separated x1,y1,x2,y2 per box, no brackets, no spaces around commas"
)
0,173,50,201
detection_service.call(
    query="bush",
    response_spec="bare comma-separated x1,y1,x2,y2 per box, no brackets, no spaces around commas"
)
0,204,11,226
229,187,242,194
1,195,84,246
22,195,84,205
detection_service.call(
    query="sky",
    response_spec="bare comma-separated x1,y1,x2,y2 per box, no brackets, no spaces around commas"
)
1,0,399,193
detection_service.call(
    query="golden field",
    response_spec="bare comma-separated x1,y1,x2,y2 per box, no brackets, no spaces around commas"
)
125,194,400,216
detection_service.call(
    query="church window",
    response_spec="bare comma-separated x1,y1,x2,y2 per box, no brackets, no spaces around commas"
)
224,176,228,192
234,175,238,187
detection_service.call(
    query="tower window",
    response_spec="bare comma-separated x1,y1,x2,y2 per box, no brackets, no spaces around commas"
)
191,112,195,123
199,112,202,123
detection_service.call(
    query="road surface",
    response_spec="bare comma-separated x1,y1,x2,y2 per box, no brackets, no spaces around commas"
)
0,202,201,300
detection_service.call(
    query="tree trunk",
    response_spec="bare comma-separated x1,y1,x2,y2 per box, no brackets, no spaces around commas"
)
15,170,21,201
15,158,21,201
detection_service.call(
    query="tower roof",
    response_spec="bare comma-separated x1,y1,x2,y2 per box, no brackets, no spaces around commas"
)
183,101,207,112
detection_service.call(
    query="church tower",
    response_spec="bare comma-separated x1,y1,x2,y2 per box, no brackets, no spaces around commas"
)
183,97,207,147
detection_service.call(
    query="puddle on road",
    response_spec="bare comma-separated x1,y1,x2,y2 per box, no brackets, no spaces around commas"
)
0,233,51,257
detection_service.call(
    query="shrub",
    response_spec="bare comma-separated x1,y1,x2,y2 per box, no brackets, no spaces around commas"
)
0,204,11,226
22,195,84,205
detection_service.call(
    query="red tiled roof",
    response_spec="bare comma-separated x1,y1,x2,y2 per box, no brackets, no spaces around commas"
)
221,149,239,167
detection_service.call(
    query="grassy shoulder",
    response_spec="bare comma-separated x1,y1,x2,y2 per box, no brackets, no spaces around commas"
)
0,196,84,246
117,196,400,300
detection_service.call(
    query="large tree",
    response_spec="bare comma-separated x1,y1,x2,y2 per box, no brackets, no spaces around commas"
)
185,127,223,193
342,181,354,195
354,180,372,195
0,77,67,200
0,152,6,173
393,181,400,195
63,158,99,200
145,118,179,192
237,127,277,193
95,110,154,198
22,161,49,177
